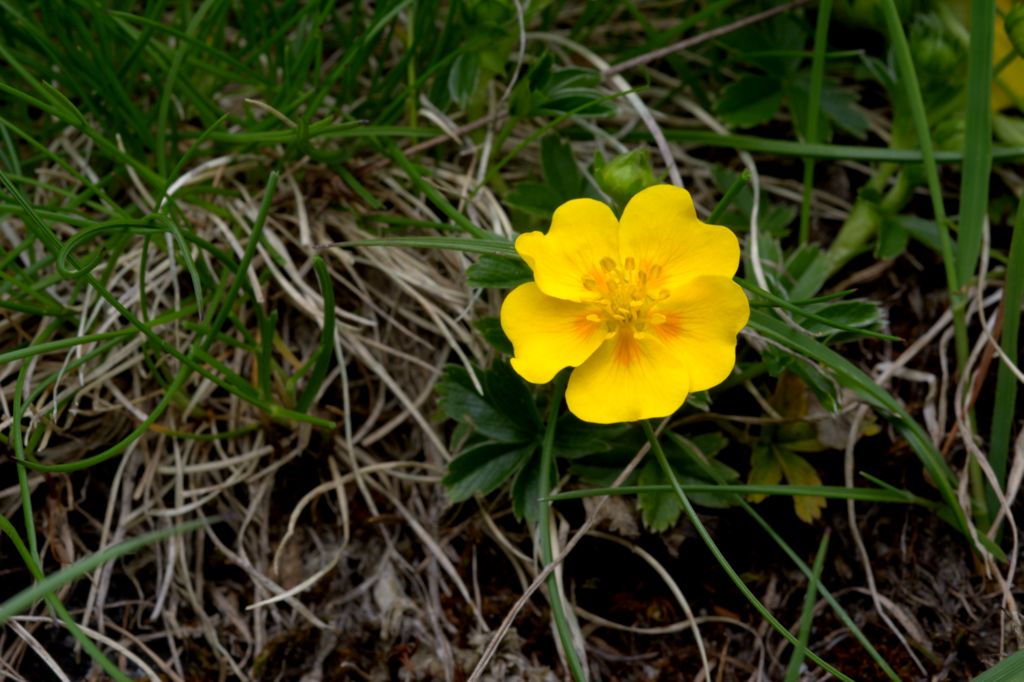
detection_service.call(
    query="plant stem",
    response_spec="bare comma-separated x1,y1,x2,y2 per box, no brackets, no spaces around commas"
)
538,373,586,681
641,421,852,682
798,0,832,246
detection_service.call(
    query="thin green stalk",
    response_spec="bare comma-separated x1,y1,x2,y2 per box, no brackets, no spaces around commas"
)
784,531,830,682
674,439,901,679
656,129,1024,164
798,0,832,245
879,0,969,367
546,483,935,506
988,195,1024,520
641,421,852,682
956,0,995,287
538,373,587,682
0,516,133,682
707,169,750,224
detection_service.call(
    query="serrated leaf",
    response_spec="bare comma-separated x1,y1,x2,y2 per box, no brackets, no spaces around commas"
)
466,254,533,288
437,365,535,442
554,414,628,459
785,243,831,301
483,360,542,436
443,442,535,502
787,78,869,141
511,451,548,523
637,458,682,532
776,447,826,523
716,75,783,128
747,444,782,503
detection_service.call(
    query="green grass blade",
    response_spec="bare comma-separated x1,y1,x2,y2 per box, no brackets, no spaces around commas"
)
879,0,967,365
547,483,935,506
296,257,337,413
539,374,586,681
988,195,1024,517
0,517,213,625
657,129,1024,164
748,309,971,543
642,422,853,682
738,278,900,341
326,236,517,256
784,530,829,682
974,650,1024,681
798,0,832,245
956,0,995,287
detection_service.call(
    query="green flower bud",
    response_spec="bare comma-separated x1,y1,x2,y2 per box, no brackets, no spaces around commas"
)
594,149,657,209
910,13,964,77
1006,4,1024,59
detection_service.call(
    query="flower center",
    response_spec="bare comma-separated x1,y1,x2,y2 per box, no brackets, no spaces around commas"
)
582,256,669,338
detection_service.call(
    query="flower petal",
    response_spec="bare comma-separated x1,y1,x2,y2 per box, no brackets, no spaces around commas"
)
619,184,741,291
565,332,690,424
653,275,749,392
501,282,605,384
515,198,619,302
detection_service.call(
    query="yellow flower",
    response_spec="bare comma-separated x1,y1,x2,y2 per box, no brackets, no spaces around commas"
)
500,185,749,424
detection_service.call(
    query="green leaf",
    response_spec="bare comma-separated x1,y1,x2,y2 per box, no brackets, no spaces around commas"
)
541,134,584,201
785,244,832,301
716,75,783,128
448,51,480,108
466,254,533,288
876,214,910,259
505,180,562,218
443,441,535,502
554,414,628,459
787,78,869,141
748,309,971,543
473,317,513,354
483,360,542,436
436,364,536,442
637,458,681,532
511,451,547,523
973,650,1024,682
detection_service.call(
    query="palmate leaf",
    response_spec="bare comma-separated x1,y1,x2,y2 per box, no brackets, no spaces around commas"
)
443,441,535,502
437,362,540,442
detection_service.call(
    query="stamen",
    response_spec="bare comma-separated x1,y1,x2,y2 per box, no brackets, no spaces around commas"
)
657,289,670,300
600,256,617,272
624,256,635,270
585,314,602,323
582,277,598,291
649,313,666,325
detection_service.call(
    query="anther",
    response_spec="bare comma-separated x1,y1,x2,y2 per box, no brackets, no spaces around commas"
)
585,314,602,323
624,257,635,270
649,313,666,325
649,265,662,279
600,256,617,272
657,289,670,300
582,277,598,291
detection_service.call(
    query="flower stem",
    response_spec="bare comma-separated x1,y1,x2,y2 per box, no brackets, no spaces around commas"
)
640,421,853,682
538,372,587,681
